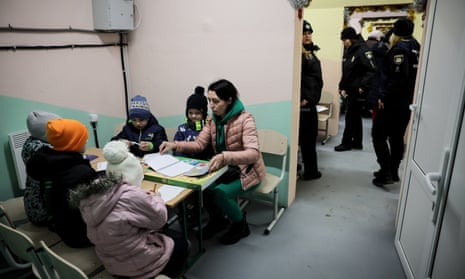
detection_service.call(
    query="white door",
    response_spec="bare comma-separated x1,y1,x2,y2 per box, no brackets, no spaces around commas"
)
430,111,465,278
395,0,465,278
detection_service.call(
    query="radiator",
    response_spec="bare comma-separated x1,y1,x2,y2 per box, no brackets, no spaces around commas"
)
8,130,30,190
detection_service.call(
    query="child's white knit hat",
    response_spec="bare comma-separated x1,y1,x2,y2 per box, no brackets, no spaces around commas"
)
103,141,143,187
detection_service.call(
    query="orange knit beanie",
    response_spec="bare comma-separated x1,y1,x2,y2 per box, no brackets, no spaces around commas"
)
46,119,88,152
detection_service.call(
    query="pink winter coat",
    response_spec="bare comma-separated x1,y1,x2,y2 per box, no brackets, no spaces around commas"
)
175,110,266,190
79,183,174,279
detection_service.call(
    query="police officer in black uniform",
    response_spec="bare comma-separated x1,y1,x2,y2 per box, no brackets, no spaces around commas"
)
335,27,376,152
299,20,323,180
372,18,420,186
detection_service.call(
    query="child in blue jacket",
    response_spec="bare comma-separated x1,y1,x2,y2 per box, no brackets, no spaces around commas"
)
173,86,213,229
173,86,213,160
112,95,168,157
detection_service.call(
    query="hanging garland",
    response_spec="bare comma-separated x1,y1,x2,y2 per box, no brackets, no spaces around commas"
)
288,0,311,9
412,0,427,12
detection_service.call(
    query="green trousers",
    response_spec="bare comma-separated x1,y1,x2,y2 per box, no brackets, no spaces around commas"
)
208,179,259,222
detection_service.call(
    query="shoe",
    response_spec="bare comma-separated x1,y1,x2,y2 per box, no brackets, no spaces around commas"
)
202,216,229,240
219,214,250,245
301,171,322,181
373,170,400,182
372,176,394,187
334,144,352,152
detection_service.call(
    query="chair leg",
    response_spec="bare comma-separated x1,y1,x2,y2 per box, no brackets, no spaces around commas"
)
264,188,285,235
321,121,330,145
264,208,285,235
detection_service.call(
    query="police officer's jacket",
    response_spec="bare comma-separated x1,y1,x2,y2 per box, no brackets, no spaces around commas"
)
381,38,420,109
339,40,377,96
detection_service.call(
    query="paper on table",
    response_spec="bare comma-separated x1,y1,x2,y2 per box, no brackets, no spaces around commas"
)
143,153,194,177
158,184,185,202
157,161,194,177
317,105,328,113
143,153,178,170
97,161,107,171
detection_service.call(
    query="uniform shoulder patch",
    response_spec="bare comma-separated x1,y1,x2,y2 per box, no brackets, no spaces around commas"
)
394,54,404,65
364,51,373,60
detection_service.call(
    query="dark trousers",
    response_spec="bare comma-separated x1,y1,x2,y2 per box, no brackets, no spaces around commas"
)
160,235,190,278
342,94,363,146
299,108,318,175
372,107,411,174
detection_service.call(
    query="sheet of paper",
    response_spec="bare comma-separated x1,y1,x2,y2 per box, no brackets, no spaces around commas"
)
317,105,328,112
158,184,185,202
143,153,179,171
157,161,194,177
97,161,107,171
143,153,195,177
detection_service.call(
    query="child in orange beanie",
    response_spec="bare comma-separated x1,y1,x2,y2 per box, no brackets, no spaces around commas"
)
26,118,97,248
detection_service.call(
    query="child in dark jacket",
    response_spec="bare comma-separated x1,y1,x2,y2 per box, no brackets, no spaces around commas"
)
22,111,61,226
112,95,168,157
173,86,213,229
173,86,213,160
26,118,95,248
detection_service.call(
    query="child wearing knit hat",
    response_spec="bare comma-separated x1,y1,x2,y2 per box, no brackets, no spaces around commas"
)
103,141,144,186
22,111,61,225
47,118,89,152
26,118,96,248
112,95,168,158
69,148,190,278
172,86,213,230
173,86,212,160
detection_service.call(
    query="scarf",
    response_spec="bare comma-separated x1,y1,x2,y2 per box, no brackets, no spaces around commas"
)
212,99,245,153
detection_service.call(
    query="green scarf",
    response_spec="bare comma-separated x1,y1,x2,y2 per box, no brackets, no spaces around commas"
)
212,99,245,153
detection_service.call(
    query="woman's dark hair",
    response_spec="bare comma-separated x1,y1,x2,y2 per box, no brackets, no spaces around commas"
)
208,79,238,103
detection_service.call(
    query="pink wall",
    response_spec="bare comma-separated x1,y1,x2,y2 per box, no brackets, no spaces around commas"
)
128,0,295,117
0,0,126,118
0,0,296,119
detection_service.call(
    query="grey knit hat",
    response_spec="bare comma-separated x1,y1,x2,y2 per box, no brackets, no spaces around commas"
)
26,111,61,141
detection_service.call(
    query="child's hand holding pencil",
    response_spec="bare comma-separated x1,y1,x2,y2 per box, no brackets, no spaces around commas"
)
151,183,161,197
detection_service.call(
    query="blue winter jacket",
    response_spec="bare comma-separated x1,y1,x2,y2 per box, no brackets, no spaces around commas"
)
111,114,167,157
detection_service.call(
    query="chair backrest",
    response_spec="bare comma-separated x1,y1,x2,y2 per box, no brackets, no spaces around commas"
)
257,129,288,180
318,92,333,117
0,197,23,228
0,222,49,278
39,240,89,279
113,122,125,136
0,197,27,228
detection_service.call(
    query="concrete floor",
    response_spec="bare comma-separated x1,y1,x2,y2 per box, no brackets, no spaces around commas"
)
1,117,406,279
184,117,406,279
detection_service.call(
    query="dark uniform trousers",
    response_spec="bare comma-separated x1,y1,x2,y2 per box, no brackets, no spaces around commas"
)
299,106,318,175
341,92,363,147
372,106,411,176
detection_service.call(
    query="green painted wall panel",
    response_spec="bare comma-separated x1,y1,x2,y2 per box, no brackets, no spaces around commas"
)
0,96,292,207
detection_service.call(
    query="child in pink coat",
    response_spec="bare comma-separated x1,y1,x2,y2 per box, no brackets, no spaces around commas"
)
69,141,189,279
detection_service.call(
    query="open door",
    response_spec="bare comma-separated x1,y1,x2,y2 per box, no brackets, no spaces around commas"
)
394,0,465,278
